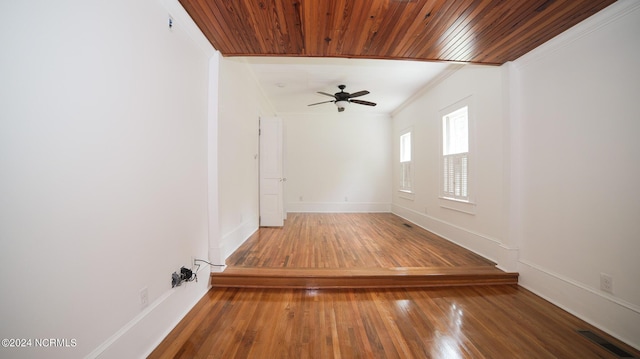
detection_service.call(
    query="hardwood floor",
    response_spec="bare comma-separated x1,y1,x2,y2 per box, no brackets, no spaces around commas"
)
149,286,640,358
216,213,516,289
227,213,495,268
149,213,639,358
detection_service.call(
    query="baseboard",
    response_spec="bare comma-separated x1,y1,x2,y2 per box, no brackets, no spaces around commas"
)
87,265,211,358
286,202,391,213
518,260,640,351
391,203,640,349
217,218,259,263
391,204,515,268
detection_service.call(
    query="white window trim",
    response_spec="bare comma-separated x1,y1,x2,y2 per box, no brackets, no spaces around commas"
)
399,128,413,194
398,189,415,201
439,96,476,214
438,196,476,215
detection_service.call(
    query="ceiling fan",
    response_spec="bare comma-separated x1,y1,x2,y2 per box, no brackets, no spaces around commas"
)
308,85,377,112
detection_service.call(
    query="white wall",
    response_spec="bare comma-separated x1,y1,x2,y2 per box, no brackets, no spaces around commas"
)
214,58,276,261
391,65,510,266
283,112,392,212
512,0,640,348
0,1,214,358
391,0,640,349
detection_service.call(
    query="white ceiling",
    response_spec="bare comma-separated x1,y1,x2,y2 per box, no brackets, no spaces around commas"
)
240,57,457,115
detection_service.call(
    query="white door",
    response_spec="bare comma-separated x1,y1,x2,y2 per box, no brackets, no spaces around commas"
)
259,117,284,227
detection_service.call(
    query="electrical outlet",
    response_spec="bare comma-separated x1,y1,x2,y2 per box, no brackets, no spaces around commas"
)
140,287,149,309
600,273,613,294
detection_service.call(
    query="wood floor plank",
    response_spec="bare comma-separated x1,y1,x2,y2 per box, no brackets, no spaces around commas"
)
149,286,640,358
227,213,495,269
149,213,639,357
217,213,513,289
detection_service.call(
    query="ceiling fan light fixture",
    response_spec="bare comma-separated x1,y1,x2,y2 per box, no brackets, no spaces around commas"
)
335,100,349,111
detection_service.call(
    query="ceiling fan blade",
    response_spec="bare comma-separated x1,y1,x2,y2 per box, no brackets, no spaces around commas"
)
348,90,370,98
350,99,377,106
308,100,335,106
317,91,336,98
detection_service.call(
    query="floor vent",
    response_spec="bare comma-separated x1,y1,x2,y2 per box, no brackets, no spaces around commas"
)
578,330,636,358
403,223,413,228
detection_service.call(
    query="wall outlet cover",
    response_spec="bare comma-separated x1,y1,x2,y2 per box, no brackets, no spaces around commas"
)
600,273,613,294
139,287,149,309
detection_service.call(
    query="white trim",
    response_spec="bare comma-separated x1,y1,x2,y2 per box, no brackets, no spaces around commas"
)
86,266,211,358
518,259,640,350
218,218,259,261
287,202,392,213
519,260,640,315
392,64,465,117
391,203,503,265
398,190,415,201
438,197,476,215
241,60,279,115
439,96,475,203
399,128,413,192
495,243,520,272
392,204,640,350
86,291,173,359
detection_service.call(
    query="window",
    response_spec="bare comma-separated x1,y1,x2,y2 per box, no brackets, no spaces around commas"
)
442,106,469,201
400,131,412,192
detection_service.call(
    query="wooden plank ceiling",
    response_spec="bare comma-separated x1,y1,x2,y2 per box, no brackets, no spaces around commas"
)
179,0,615,65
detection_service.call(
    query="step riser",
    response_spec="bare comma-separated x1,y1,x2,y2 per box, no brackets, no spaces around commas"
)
211,274,518,289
